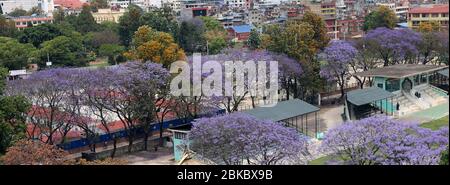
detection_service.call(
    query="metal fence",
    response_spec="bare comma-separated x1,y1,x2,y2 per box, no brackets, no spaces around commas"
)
58,109,225,150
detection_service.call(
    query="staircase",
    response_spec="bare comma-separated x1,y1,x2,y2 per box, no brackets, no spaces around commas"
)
394,93,421,117
419,86,448,106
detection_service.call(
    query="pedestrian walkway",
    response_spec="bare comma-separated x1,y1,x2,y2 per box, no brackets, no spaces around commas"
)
402,102,449,123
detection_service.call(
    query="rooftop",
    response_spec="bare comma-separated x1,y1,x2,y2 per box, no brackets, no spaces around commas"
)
230,24,252,33
409,4,449,14
346,87,395,106
244,99,320,122
354,64,448,78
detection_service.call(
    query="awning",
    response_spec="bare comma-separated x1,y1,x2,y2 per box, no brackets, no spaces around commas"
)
346,87,395,106
244,99,320,122
438,68,449,77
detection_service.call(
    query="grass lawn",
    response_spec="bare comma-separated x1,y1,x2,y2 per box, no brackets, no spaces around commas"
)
89,58,110,68
420,116,449,130
308,155,338,165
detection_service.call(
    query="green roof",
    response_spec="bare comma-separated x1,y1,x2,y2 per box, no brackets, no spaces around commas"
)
244,99,320,122
346,87,395,106
438,68,449,77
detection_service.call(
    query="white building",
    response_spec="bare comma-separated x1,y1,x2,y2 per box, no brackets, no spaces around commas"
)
225,0,246,9
109,0,145,9
0,0,54,16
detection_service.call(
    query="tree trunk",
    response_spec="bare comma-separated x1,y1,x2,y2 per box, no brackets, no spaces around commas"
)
111,138,117,158
127,137,133,153
144,133,149,151
159,121,164,147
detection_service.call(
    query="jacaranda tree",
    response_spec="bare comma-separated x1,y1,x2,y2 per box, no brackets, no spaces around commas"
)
189,113,310,165
321,115,449,165
320,40,357,99
364,27,421,66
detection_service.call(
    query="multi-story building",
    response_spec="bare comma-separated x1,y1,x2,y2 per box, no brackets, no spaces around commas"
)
109,0,145,9
6,15,53,29
225,0,246,9
408,4,449,30
376,2,410,21
92,8,126,23
0,0,54,16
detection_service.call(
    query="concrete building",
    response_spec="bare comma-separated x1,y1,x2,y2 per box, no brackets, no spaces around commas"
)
92,8,126,23
408,4,449,30
0,0,54,16
6,15,53,29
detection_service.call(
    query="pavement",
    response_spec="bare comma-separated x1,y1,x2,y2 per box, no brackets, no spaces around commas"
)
401,102,449,124
319,104,345,131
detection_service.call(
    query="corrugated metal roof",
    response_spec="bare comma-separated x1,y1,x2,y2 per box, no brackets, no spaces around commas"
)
346,87,395,106
244,99,320,122
231,25,252,33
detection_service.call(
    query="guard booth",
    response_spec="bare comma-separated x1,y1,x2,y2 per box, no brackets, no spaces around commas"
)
168,125,192,162
243,99,322,139
345,87,396,120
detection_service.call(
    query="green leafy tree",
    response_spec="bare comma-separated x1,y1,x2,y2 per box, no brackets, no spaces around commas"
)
247,29,261,50
0,37,37,70
75,5,98,33
52,7,65,24
35,36,87,67
179,18,206,53
99,44,125,65
0,15,18,37
27,6,45,16
0,67,31,154
84,30,121,52
363,6,398,31
441,146,449,165
7,8,27,17
118,4,144,46
199,16,224,32
139,9,179,41
18,23,64,47
98,21,119,33
301,11,330,52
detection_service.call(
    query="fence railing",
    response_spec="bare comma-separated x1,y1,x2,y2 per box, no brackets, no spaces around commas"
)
57,109,225,150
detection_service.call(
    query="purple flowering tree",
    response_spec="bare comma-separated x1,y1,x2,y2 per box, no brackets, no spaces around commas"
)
364,27,422,66
320,40,357,99
273,53,303,101
321,115,449,165
7,68,75,145
94,62,170,152
350,39,379,89
189,113,310,165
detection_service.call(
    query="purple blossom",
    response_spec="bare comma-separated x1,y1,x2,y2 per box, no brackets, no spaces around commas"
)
189,113,310,165
364,27,422,66
321,115,449,165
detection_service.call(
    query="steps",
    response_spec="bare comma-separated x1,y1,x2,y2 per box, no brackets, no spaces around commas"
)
418,85,448,106
394,94,421,117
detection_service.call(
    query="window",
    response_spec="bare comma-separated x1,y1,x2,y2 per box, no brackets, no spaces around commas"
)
377,83,383,89
414,75,421,85
442,13,448,17
422,13,429,17
386,78,400,92
421,74,427,84
412,13,420,17
432,13,439,17
412,21,420,26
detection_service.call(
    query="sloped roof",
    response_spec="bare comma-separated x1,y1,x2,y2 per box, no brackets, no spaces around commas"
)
346,87,395,106
354,64,448,78
244,99,319,122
